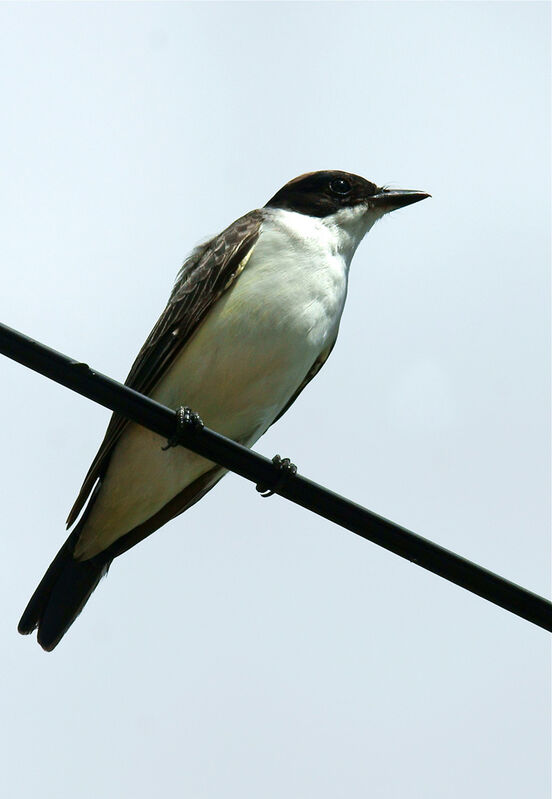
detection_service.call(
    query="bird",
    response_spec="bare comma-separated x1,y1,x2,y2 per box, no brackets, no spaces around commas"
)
18,170,429,650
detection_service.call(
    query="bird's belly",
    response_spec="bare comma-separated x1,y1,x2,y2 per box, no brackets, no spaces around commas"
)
76,246,347,558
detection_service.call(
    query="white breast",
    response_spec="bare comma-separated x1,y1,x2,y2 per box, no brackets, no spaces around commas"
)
234,209,350,355
167,210,349,427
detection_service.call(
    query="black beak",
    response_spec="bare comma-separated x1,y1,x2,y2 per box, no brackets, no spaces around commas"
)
370,188,431,210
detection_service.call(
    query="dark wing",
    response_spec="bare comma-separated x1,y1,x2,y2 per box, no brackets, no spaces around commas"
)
66,210,263,528
270,337,337,427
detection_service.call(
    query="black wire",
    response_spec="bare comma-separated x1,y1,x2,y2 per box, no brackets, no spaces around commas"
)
1,320,550,632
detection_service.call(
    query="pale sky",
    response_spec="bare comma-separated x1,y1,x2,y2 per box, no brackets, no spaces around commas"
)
0,3,550,798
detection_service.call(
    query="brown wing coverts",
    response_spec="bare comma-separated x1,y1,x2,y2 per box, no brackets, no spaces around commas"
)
66,210,262,528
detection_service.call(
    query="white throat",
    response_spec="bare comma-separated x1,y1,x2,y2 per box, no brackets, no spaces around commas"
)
265,204,380,270
321,204,383,264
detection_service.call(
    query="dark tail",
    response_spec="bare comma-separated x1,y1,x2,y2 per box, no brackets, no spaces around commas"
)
18,520,110,652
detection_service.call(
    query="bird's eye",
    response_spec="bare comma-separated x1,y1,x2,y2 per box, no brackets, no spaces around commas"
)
329,178,352,196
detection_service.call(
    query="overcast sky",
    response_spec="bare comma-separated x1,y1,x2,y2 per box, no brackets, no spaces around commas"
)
0,3,549,798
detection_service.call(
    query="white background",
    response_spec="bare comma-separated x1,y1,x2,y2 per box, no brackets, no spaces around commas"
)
0,3,549,797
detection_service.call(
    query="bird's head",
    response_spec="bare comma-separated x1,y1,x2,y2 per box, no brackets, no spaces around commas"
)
265,170,430,261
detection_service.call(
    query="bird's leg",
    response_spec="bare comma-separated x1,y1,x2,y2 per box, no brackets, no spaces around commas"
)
256,454,298,498
162,406,205,450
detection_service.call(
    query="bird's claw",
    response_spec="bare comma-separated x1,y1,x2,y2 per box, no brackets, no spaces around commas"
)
256,454,298,498
162,406,204,450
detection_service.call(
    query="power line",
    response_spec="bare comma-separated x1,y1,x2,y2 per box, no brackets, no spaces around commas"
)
1,320,550,632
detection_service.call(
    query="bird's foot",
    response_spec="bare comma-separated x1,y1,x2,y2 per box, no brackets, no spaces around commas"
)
256,454,298,498
162,406,204,450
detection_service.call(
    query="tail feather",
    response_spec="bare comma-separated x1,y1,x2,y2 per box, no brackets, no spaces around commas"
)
19,484,111,651
18,529,109,652
19,468,222,650
18,535,75,637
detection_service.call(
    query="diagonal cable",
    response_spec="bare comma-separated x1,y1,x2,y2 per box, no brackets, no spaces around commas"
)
0,320,550,632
